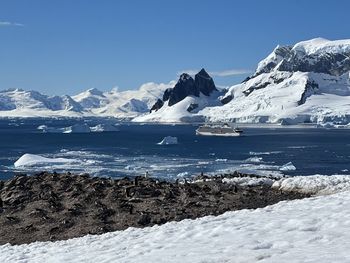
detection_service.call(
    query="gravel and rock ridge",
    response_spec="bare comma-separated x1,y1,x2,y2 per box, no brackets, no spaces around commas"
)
0,172,309,245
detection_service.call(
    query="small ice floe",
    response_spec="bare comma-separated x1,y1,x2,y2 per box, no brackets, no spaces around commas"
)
215,159,228,162
37,125,62,133
249,151,282,156
90,124,119,132
63,123,91,133
279,162,296,171
176,172,189,178
157,136,178,145
245,157,263,163
14,153,78,167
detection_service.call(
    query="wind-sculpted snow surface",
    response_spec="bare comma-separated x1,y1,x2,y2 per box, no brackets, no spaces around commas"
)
273,174,350,195
2,177,350,262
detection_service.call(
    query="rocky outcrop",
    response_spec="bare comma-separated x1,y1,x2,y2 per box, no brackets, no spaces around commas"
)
255,39,350,78
150,99,164,112
151,68,218,109
0,172,309,245
298,80,319,105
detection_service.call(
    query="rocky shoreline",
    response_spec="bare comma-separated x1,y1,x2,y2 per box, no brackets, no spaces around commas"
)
0,172,310,245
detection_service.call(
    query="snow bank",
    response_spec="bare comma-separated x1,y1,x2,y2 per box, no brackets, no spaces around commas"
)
3,189,350,262
14,153,78,167
273,174,350,195
157,136,178,145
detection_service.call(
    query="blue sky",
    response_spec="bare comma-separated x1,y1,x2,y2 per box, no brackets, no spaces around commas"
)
1,0,350,95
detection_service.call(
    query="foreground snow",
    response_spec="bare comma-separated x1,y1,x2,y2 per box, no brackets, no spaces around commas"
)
2,175,350,262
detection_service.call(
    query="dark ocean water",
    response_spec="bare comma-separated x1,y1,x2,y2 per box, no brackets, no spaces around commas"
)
0,118,349,180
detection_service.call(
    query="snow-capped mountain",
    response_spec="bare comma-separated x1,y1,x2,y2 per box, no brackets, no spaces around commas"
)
72,81,174,118
0,89,84,117
201,38,350,125
0,82,174,118
133,38,350,125
1,38,350,124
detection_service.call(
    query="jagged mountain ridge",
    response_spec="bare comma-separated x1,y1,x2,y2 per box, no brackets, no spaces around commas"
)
134,69,224,122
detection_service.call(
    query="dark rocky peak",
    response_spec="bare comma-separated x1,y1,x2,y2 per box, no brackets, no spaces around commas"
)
196,68,211,79
168,73,197,106
195,68,217,96
179,73,193,82
150,69,217,111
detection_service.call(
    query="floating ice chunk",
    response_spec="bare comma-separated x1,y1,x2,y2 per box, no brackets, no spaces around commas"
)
63,124,91,133
14,153,78,167
245,157,263,163
279,162,296,171
215,158,228,162
90,124,119,132
37,125,62,133
157,136,178,145
177,172,189,178
249,151,282,156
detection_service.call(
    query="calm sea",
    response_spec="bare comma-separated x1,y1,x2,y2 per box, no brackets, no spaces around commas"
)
0,118,349,180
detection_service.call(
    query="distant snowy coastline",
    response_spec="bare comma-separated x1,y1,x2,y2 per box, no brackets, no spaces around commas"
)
1,38,350,127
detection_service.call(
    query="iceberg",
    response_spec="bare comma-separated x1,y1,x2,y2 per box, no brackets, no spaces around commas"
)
63,123,91,133
90,124,119,132
14,153,78,167
157,136,178,145
37,123,92,133
37,125,62,133
279,161,296,171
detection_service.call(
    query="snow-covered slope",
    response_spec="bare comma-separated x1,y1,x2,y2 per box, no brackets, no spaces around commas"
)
202,38,350,125
72,82,174,118
3,175,350,263
0,89,85,117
